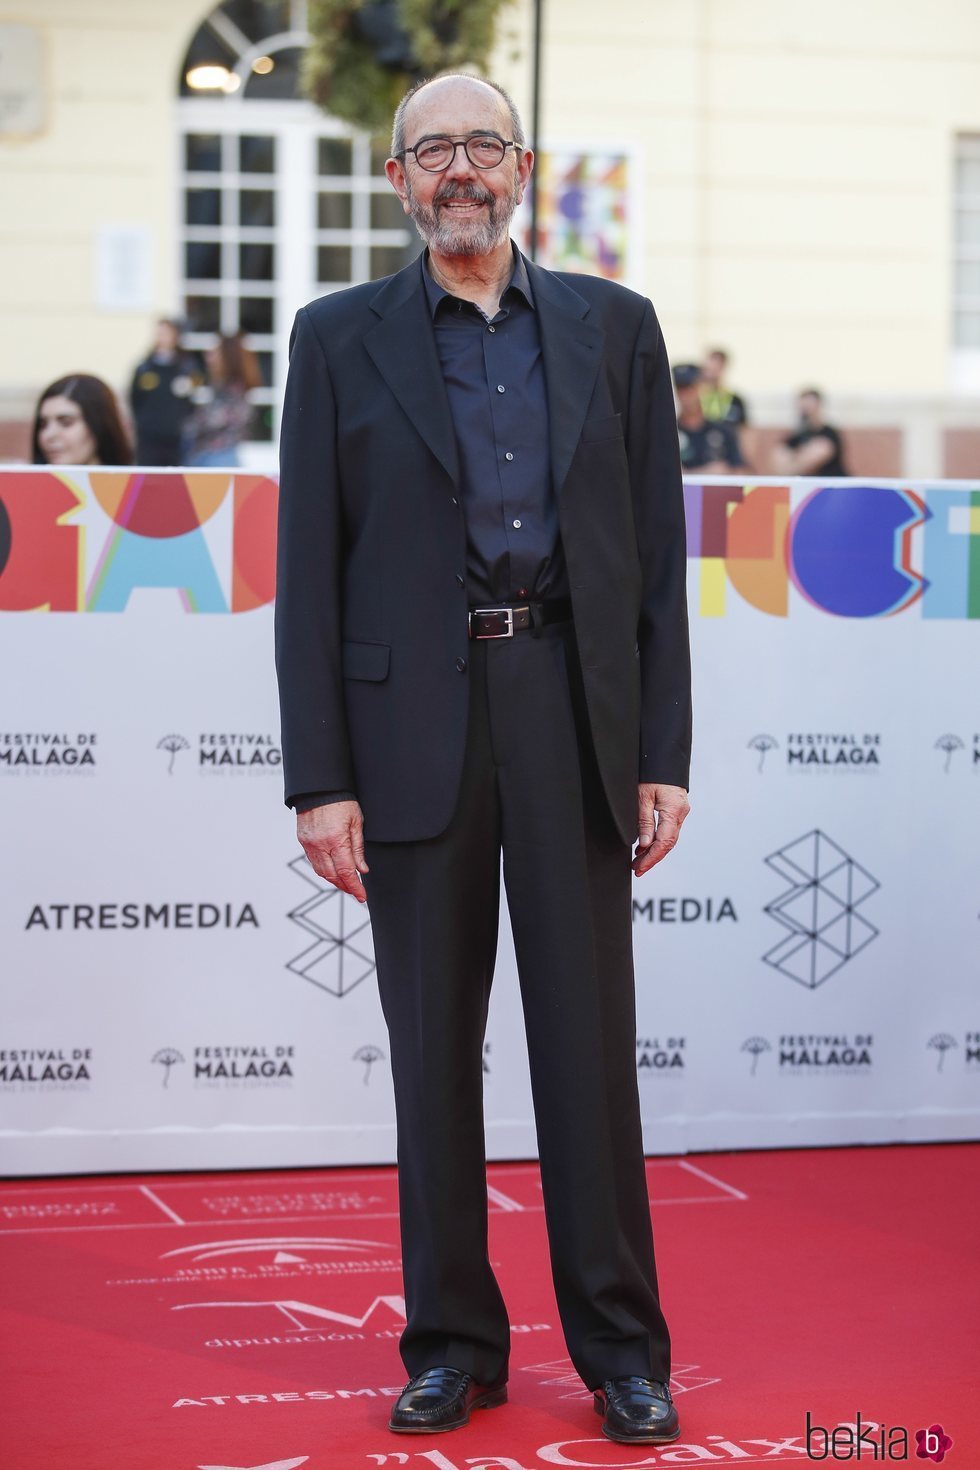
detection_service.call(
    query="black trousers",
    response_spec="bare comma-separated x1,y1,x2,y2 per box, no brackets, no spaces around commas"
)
363,621,671,1391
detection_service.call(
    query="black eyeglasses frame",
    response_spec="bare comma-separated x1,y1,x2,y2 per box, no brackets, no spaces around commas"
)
395,133,523,172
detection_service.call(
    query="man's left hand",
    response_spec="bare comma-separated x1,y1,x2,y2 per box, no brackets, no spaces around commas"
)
632,782,690,876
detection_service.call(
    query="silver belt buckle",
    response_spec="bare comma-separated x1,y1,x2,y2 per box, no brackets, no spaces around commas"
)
469,606,514,639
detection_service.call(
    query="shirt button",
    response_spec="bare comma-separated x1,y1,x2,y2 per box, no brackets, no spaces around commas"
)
455,573,465,587
518,587,529,597
456,656,467,672
512,518,522,529
505,451,514,461
496,384,505,393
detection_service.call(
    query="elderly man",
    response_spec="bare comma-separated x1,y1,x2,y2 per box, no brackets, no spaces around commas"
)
275,74,692,1445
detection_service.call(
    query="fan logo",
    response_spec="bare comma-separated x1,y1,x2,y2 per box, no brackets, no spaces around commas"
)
933,732,979,772
0,731,97,772
636,1036,686,1076
352,1045,385,1085
926,1031,980,1071
763,830,879,988
152,1047,185,1088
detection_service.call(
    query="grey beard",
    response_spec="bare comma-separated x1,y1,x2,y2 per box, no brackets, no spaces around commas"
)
406,180,519,257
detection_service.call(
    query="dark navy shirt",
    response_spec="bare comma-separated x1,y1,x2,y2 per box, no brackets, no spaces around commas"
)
422,246,567,605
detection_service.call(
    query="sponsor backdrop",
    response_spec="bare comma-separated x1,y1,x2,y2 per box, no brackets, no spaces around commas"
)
1,467,977,1174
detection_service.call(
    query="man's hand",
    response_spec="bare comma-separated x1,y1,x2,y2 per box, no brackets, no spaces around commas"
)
633,782,690,876
296,799,369,903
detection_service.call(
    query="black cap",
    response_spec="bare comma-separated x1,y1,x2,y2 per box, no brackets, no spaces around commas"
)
672,362,701,388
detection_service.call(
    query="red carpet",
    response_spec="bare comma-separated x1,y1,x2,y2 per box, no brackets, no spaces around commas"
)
1,1145,976,1467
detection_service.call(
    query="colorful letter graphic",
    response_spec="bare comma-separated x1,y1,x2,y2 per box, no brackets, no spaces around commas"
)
2,471,977,617
0,471,278,613
788,485,926,617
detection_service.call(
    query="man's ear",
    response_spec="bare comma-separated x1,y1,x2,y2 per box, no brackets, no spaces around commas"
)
516,147,534,207
385,157,410,214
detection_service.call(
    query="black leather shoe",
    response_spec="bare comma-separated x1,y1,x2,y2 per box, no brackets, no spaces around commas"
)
594,1375,680,1443
388,1366,508,1433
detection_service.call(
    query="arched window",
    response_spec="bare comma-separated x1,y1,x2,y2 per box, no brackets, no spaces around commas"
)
177,0,414,451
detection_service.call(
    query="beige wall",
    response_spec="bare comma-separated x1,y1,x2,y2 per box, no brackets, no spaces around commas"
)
2,0,980,419
508,0,980,396
0,0,206,404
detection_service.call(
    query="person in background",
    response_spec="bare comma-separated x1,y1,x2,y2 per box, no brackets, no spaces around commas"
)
770,387,849,477
183,331,260,467
673,362,745,473
700,347,748,429
32,374,133,466
129,318,201,465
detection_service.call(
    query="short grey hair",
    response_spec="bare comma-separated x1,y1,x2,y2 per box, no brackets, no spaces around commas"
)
390,74,526,158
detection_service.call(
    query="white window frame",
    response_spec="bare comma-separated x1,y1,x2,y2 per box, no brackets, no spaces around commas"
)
176,13,411,455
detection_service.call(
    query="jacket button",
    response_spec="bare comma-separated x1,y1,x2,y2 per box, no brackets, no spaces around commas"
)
451,496,459,506
456,656,467,672
455,573,465,587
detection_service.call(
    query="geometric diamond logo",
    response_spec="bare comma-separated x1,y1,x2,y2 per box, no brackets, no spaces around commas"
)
762,829,880,989
285,856,376,998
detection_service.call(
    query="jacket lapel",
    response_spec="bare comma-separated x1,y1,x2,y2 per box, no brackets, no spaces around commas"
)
364,260,460,486
525,256,604,493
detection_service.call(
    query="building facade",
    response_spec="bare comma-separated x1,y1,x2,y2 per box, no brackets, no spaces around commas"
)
2,0,980,472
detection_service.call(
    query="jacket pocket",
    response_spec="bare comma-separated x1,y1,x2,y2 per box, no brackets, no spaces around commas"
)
579,412,624,444
342,639,390,681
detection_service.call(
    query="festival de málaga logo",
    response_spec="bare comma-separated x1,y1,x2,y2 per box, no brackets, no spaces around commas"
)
636,1036,686,1077
0,1046,93,1090
749,732,883,772
0,731,98,774
152,1044,296,1088
740,1033,874,1077
157,731,281,773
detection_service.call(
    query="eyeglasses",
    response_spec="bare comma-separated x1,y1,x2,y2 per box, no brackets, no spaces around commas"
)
397,134,521,172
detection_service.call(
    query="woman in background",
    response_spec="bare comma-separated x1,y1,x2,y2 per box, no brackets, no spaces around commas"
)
32,374,133,466
183,332,259,467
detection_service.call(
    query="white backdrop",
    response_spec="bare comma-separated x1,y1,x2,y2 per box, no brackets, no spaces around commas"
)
1,467,977,1175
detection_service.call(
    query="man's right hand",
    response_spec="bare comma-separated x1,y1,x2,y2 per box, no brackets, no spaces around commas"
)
296,800,369,903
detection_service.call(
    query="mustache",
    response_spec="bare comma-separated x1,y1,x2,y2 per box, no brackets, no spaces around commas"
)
433,182,495,207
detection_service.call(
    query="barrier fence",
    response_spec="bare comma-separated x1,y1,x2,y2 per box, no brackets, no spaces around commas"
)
1,468,977,1175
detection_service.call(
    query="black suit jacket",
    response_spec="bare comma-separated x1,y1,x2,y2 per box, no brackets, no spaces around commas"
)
275,250,692,845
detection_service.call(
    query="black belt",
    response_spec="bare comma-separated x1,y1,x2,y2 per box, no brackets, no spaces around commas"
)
468,598,573,640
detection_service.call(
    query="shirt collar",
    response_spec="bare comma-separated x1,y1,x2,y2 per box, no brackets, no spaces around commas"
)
421,240,534,319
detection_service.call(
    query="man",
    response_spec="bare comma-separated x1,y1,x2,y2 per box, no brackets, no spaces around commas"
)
129,318,200,465
275,74,692,1446
771,386,849,477
673,361,745,473
700,346,749,429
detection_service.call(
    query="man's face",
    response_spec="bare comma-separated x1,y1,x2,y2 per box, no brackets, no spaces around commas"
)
799,392,820,425
676,382,701,415
154,321,179,355
385,78,533,259
704,352,725,385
